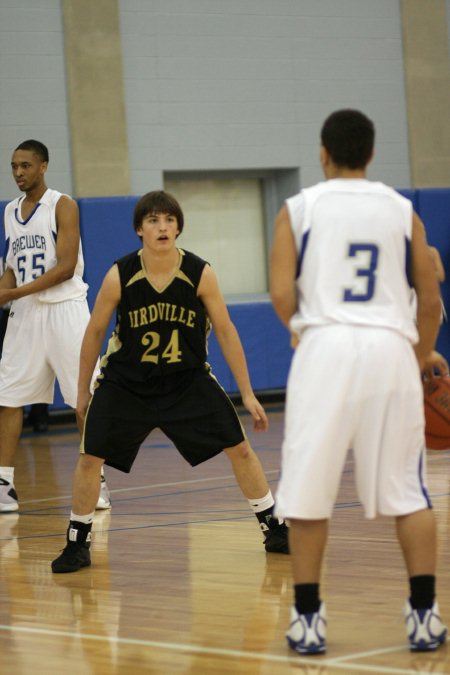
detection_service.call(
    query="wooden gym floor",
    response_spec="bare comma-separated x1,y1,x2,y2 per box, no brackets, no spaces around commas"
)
0,405,449,674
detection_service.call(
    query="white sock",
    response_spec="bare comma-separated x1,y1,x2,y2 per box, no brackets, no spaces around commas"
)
248,490,274,513
248,490,285,525
0,467,15,484
70,511,94,525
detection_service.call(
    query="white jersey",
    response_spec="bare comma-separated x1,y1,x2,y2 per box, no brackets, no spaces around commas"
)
287,178,418,343
3,188,88,303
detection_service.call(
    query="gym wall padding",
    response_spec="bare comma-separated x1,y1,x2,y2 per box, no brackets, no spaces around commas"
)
415,189,450,359
78,195,140,308
1,189,450,410
207,301,293,395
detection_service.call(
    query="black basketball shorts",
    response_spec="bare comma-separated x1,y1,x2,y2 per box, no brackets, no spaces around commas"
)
81,369,246,472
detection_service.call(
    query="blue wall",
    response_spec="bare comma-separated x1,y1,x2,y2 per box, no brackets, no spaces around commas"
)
415,189,450,358
1,187,450,410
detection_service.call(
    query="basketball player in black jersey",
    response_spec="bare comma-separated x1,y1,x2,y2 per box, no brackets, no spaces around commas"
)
52,190,288,572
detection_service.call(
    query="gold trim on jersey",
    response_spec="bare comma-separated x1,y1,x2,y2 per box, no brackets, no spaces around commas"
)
176,249,197,286
126,270,146,287
128,248,197,292
174,269,195,287
171,249,195,287
92,330,123,390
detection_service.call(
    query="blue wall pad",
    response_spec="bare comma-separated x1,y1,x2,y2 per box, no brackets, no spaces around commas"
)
2,188,450,411
208,301,292,394
416,188,450,364
79,196,140,309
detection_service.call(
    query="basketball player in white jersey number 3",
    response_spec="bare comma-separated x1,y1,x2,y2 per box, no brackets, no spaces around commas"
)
0,140,110,512
270,110,448,654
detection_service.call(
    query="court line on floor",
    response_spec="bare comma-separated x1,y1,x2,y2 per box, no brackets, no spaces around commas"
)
15,471,283,506
13,514,268,541
17,449,450,508
0,624,439,674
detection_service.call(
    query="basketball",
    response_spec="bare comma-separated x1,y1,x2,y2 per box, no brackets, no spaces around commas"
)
423,376,450,450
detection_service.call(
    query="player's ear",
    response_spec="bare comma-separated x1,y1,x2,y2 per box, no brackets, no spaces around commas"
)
320,145,328,168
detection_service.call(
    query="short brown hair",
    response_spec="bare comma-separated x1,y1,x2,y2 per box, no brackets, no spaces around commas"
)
133,190,184,236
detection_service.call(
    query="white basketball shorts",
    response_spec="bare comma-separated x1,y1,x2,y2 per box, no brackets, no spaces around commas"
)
0,295,91,408
275,324,431,520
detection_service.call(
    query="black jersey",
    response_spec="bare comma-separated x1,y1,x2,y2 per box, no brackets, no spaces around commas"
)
98,248,210,391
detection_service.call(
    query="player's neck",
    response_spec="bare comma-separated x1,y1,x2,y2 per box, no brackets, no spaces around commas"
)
142,245,180,272
326,167,367,179
23,183,48,204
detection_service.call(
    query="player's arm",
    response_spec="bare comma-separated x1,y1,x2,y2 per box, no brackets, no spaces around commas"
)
0,266,17,291
270,205,298,328
77,264,121,418
0,195,80,303
410,212,444,373
198,265,268,431
429,245,445,283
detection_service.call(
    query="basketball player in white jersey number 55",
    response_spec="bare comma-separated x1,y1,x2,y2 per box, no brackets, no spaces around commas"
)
0,140,110,512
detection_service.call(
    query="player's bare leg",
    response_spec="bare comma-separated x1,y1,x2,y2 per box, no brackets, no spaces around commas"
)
286,519,328,655
75,410,111,510
289,519,328,583
224,440,269,498
225,441,289,553
72,454,104,516
396,508,436,576
0,407,23,512
396,508,446,651
0,407,23,465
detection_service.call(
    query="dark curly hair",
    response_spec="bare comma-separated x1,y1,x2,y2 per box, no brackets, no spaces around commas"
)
321,109,375,169
14,140,49,163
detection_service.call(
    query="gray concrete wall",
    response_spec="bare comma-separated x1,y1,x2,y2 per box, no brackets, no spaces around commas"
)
0,0,72,199
3,1,450,201
118,0,411,194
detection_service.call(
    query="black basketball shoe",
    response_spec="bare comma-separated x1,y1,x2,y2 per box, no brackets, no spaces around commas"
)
264,517,289,554
51,542,91,573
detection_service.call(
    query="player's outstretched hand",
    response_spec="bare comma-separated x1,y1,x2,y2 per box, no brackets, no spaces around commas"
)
242,393,269,432
421,350,449,379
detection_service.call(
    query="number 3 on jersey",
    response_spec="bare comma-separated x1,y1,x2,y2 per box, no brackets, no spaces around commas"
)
343,243,379,302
